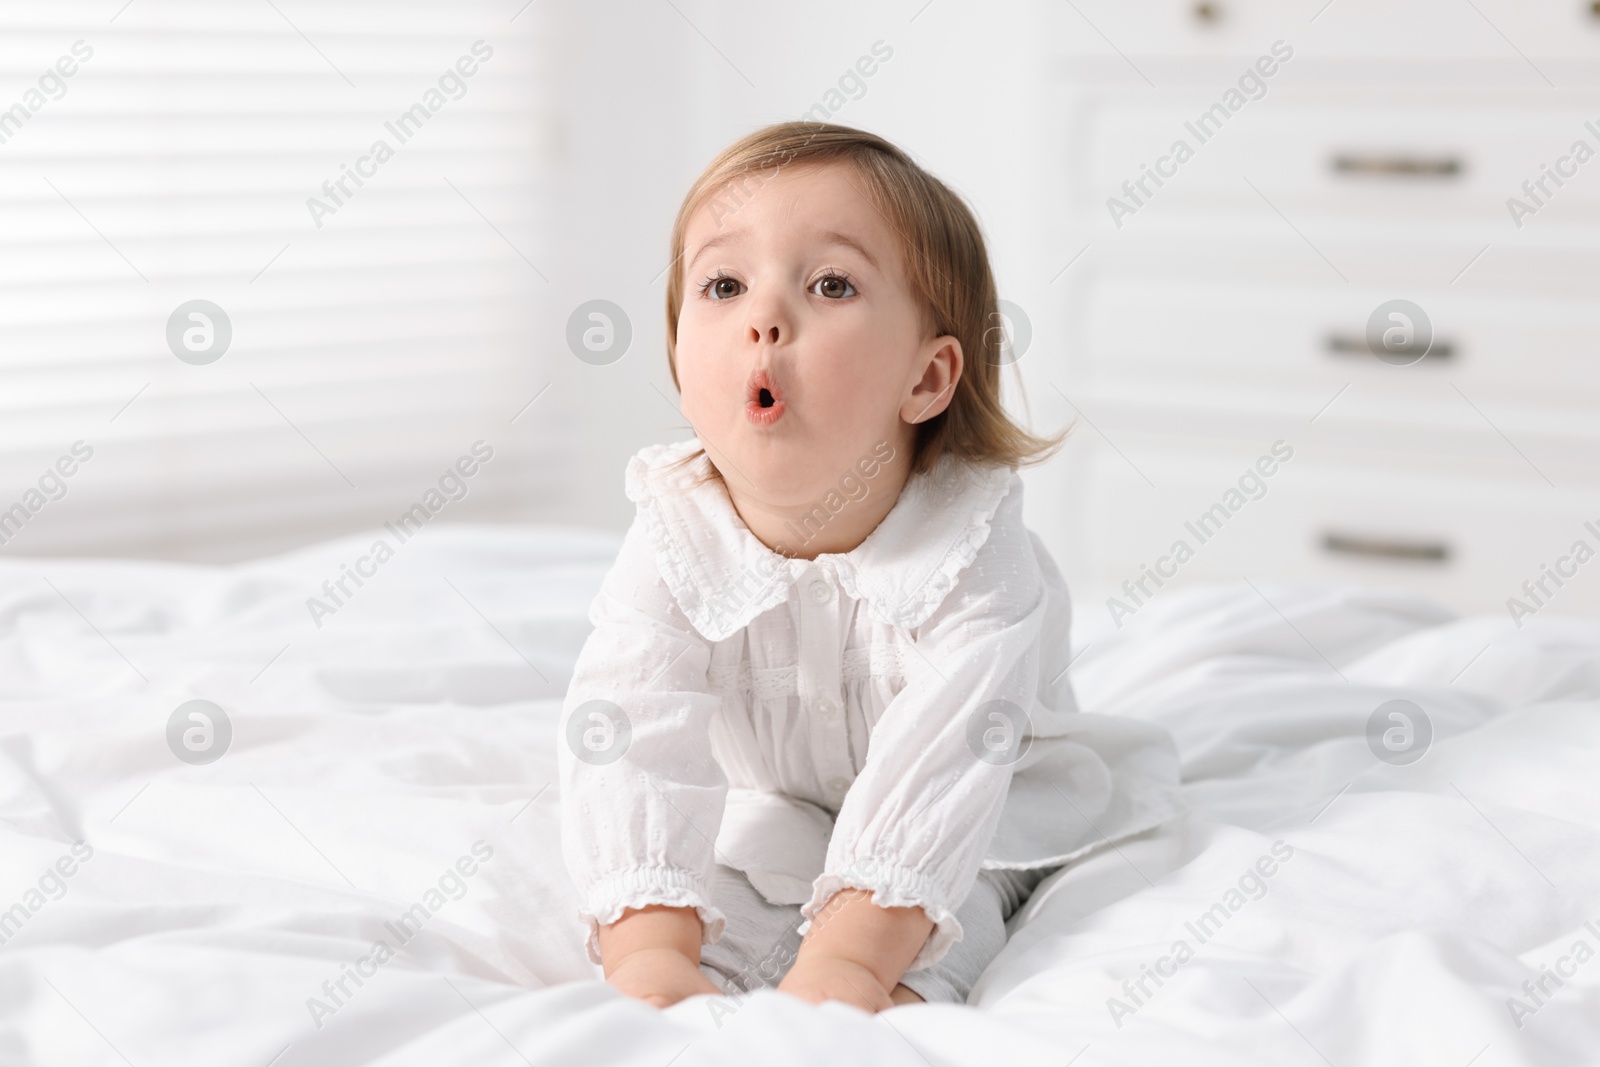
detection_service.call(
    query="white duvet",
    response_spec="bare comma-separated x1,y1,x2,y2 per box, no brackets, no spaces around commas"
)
1,524,1596,1066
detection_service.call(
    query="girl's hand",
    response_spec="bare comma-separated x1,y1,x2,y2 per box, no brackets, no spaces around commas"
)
605,947,724,1008
776,954,894,1013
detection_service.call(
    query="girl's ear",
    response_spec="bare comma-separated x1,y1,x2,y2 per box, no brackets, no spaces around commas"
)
902,335,963,424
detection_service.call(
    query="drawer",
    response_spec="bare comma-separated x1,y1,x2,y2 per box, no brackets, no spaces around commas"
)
1073,89,1600,226
1041,0,1600,64
1052,435,1600,621
1074,273,1600,416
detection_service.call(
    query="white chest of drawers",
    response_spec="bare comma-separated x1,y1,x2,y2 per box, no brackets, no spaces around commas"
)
1020,0,1600,626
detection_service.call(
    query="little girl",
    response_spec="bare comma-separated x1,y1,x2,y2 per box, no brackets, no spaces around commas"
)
558,122,1184,1011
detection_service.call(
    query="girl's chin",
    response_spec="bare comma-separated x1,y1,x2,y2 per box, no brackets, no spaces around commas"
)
724,452,818,497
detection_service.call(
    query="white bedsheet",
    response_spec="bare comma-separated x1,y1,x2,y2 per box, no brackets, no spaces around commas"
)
1,524,1596,1066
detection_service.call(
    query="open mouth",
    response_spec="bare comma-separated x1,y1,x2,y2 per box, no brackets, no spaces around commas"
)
746,369,785,425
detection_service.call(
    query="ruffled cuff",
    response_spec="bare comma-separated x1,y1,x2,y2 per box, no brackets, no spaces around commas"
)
797,860,964,973
576,866,727,966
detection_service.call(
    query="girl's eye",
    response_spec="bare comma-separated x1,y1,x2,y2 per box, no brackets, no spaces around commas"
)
811,273,856,299
701,274,744,300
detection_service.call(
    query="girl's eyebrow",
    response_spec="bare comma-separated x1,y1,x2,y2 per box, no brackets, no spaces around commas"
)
688,227,748,270
686,227,881,272
814,228,880,271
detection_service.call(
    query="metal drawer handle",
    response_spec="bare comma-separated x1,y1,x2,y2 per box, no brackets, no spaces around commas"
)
1324,334,1455,362
1331,154,1463,179
1321,532,1450,564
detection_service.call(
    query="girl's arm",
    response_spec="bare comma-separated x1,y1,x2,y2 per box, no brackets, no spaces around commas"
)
778,888,933,1010
597,903,704,968
558,518,731,1001
596,904,722,1007
790,489,1048,1007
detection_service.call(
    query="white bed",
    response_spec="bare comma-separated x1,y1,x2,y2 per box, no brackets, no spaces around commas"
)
2,524,1596,1066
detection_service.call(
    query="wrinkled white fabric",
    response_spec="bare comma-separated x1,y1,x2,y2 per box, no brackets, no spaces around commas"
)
558,438,1186,970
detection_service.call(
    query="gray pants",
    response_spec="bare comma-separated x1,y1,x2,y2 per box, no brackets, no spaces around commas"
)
698,863,1054,1004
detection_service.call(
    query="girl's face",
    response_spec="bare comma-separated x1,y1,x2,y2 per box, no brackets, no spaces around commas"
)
674,161,961,507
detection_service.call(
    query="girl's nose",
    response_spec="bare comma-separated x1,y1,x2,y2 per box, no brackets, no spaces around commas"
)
749,324,780,344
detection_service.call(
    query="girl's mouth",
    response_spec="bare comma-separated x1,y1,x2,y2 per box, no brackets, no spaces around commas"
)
746,369,786,426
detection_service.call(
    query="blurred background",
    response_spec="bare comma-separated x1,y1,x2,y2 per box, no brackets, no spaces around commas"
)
3,0,1597,623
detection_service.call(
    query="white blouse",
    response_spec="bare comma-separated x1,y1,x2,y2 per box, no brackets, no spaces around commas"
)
558,438,1185,972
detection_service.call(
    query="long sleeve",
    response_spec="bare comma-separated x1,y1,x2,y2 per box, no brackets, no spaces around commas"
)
558,516,730,965
799,508,1047,972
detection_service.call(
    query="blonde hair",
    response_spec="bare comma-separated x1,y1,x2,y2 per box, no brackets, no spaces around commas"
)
662,121,1068,485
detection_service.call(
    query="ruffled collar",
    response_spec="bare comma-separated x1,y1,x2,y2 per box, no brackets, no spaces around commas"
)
624,437,1019,642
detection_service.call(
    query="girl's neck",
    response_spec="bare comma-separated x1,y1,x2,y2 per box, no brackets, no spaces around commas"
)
719,430,917,561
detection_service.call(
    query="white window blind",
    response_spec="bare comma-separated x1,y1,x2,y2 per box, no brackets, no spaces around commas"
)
0,0,561,562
